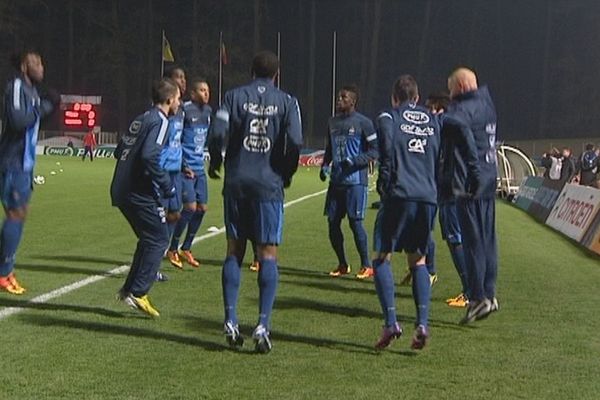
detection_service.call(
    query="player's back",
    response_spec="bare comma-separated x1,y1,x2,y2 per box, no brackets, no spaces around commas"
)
111,108,168,206
222,78,301,200
377,102,441,204
446,86,497,199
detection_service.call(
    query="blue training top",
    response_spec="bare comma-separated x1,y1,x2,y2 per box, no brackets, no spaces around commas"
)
322,111,378,186
441,86,496,200
110,107,174,206
159,108,184,173
208,78,303,201
0,75,54,172
376,102,441,205
182,101,211,173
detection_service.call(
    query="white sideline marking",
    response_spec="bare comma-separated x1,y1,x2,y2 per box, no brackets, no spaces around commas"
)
0,265,130,320
0,188,327,321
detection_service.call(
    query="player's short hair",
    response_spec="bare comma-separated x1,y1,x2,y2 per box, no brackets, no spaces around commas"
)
10,48,41,71
163,65,185,79
341,84,360,105
585,143,595,151
392,74,419,103
252,51,279,79
425,91,450,112
152,78,179,104
189,77,208,89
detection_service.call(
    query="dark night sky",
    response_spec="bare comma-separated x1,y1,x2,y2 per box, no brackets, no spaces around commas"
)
1,0,600,146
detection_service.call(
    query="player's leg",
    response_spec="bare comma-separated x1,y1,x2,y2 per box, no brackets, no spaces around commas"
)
440,202,469,305
249,240,260,272
0,172,32,294
482,198,499,314
252,200,283,354
373,198,403,349
458,199,492,324
170,173,195,252
165,173,183,269
326,186,350,276
425,236,438,286
346,185,372,279
406,202,435,350
126,202,169,317
180,173,208,267
222,196,247,348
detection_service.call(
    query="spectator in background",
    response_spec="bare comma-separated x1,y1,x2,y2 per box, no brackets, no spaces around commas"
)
560,147,576,183
82,129,97,162
541,148,562,180
577,143,598,187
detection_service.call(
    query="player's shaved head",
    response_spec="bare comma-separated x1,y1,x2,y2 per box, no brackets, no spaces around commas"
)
448,67,478,98
252,51,279,79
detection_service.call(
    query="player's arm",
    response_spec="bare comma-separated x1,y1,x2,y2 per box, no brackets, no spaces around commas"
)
319,121,333,181
141,118,175,198
348,119,378,168
375,112,393,196
280,96,303,187
5,80,40,132
207,93,232,179
443,112,481,196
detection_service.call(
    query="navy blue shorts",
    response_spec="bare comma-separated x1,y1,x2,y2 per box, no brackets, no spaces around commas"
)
439,201,462,244
324,184,367,221
161,172,183,212
0,171,32,209
224,197,283,245
375,198,436,255
181,171,208,205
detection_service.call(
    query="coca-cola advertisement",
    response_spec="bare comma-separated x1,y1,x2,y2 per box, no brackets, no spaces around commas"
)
298,150,325,166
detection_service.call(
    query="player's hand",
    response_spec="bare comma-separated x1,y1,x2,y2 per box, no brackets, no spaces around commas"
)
341,158,353,171
376,178,386,197
183,167,195,179
164,186,177,198
466,175,481,197
319,166,330,182
44,88,61,108
283,176,292,188
208,164,221,180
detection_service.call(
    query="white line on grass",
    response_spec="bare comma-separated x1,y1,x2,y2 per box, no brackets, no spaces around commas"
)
0,188,328,321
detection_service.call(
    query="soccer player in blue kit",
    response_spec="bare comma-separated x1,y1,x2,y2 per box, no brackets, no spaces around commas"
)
0,49,57,294
319,85,378,279
208,51,302,354
444,68,499,324
372,75,476,350
111,78,180,317
161,66,187,271
430,91,471,308
168,78,212,267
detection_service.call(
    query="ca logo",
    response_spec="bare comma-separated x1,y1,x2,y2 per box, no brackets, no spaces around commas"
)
408,138,426,153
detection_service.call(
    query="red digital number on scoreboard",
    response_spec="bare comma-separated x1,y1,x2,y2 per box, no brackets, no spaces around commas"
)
63,102,97,128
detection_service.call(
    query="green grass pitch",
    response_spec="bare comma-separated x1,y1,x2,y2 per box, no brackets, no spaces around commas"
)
0,155,598,399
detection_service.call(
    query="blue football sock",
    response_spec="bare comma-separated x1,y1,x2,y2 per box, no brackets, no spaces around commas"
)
166,221,175,244
222,255,241,325
170,208,193,250
349,218,370,267
257,258,278,328
182,210,205,250
328,220,347,266
0,219,24,277
426,238,436,275
373,259,397,327
449,243,470,298
412,265,431,327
